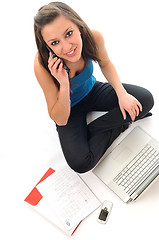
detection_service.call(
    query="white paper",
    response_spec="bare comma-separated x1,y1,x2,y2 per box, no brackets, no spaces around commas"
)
33,197,79,235
37,165,100,230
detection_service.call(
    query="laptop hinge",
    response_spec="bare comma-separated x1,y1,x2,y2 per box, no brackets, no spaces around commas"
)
130,167,159,201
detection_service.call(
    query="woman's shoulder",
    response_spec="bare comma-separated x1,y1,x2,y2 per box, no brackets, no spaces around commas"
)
90,30,110,65
91,29,105,45
34,52,45,83
34,52,56,88
91,29,106,57
34,52,42,71
34,52,49,79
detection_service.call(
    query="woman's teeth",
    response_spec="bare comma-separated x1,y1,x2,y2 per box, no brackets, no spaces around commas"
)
67,50,74,55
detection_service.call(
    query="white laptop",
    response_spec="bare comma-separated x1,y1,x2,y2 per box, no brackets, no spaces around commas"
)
93,126,159,203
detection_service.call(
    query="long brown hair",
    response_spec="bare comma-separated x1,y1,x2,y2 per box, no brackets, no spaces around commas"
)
34,2,100,87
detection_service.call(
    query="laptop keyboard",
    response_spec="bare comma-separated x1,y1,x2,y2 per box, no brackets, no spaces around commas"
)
113,144,159,195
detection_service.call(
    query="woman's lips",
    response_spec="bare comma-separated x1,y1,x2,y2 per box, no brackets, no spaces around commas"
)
65,48,77,57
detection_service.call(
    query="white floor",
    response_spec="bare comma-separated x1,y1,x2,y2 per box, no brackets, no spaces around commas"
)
0,1,159,239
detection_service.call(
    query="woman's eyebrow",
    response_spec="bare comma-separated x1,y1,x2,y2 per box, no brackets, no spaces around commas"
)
47,26,73,43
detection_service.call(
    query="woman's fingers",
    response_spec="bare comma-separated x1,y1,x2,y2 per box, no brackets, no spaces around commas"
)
128,102,142,121
48,57,62,72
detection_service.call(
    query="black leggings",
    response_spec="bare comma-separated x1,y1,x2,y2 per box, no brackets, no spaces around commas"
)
56,81,154,173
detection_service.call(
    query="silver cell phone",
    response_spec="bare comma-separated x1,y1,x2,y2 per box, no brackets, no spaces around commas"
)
98,201,113,224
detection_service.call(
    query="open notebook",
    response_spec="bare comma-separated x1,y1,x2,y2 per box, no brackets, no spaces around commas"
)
25,165,100,235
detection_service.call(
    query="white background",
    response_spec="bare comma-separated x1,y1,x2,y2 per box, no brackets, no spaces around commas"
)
0,0,159,239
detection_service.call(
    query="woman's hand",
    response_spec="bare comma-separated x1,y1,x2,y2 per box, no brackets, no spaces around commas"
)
48,53,69,86
118,91,142,121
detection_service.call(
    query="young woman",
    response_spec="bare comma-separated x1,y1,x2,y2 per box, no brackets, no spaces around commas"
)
34,2,154,173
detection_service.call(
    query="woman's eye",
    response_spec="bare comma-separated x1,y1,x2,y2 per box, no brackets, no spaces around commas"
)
51,40,59,46
66,31,73,38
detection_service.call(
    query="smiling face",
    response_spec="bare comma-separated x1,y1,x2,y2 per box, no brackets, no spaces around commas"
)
41,15,83,65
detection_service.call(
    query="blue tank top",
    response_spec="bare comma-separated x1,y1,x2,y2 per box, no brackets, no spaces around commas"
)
70,59,96,107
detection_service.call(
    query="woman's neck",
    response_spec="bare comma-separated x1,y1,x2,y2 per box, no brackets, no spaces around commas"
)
66,57,85,78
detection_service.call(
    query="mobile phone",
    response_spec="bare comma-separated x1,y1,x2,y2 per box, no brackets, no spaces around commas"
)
98,201,113,224
45,43,70,73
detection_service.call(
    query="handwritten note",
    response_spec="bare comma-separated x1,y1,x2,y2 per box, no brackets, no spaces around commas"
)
37,165,100,230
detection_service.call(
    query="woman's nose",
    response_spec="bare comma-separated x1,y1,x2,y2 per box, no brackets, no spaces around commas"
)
61,40,72,53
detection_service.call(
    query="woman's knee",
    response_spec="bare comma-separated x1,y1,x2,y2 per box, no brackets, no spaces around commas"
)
124,84,154,112
140,88,154,113
66,152,94,173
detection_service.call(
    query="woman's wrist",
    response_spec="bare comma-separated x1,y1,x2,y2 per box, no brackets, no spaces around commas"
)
57,82,70,107
115,85,127,98
59,77,70,89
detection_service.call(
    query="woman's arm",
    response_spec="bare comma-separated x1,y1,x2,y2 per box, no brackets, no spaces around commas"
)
34,53,70,126
92,30,142,121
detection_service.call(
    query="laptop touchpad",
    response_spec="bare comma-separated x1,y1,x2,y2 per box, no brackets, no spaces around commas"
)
111,146,133,164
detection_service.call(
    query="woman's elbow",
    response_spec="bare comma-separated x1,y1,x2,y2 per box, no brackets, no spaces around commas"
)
49,112,69,126
49,105,70,126
56,119,69,126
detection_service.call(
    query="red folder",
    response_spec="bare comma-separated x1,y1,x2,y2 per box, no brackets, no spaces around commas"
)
24,168,55,206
